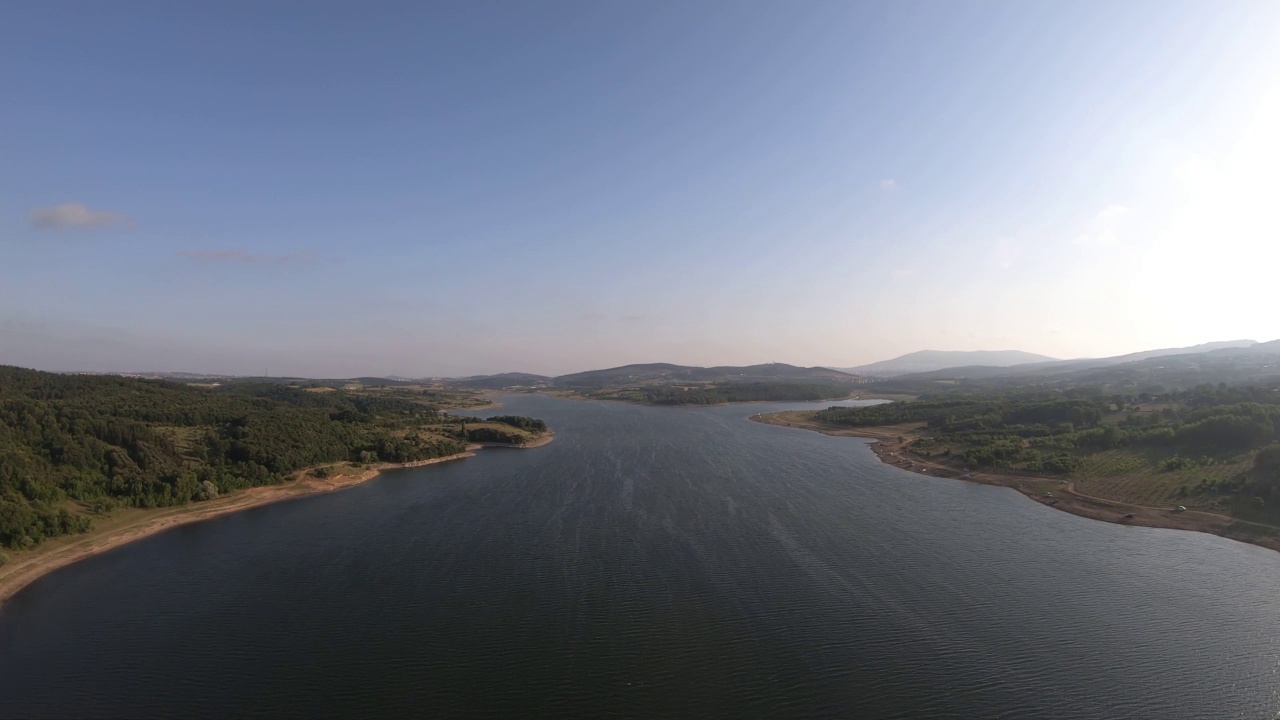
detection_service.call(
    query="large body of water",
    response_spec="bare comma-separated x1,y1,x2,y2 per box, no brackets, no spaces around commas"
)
2,396,1278,718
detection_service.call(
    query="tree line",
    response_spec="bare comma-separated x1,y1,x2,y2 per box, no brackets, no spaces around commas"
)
624,382,850,406
0,367,547,550
815,385,1280,507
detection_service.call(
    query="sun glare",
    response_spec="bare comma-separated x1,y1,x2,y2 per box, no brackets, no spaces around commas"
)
1139,80,1280,338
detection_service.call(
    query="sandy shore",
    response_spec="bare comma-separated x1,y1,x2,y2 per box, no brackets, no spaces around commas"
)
0,434,553,610
752,411,1280,555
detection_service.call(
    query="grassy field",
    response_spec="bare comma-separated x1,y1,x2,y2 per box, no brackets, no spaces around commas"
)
345,383,493,410
266,380,496,410
849,391,918,402
154,425,206,459
390,421,542,446
1070,448,1251,510
307,462,370,478
458,421,538,440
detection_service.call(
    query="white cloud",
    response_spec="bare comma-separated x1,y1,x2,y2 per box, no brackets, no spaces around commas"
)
29,202,132,230
1073,204,1129,246
879,179,898,191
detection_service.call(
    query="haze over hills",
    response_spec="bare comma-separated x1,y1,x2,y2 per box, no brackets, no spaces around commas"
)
1095,340,1259,364
452,372,554,389
842,350,1058,377
39,341,1274,392
552,363,857,389
64,364,856,390
870,339,1280,395
897,340,1261,381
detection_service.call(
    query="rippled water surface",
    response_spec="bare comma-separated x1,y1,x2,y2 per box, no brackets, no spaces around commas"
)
2,395,1279,719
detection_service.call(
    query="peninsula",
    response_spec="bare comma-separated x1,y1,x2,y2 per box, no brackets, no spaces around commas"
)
753,389,1280,554
0,366,552,607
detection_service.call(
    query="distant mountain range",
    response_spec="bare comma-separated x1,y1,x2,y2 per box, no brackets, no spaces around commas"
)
896,340,1260,381
554,362,856,388
453,363,856,390
448,341,1280,396
71,339,1278,394
841,350,1058,377
452,372,554,389
862,339,1280,393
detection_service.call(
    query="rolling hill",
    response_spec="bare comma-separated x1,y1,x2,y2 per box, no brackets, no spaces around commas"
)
451,372,553,389
552,362,857,388
896,340,1260,381
842,350,1057,377
873,341,1280,393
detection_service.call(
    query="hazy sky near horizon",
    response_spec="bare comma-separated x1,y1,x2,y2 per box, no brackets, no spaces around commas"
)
4,1,1280,377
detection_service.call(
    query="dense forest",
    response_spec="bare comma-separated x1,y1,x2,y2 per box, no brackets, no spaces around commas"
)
595,382,852,406
816,384,1280,510
0,367,545,551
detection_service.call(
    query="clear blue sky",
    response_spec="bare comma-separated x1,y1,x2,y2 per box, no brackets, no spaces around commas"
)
4,1,1279,376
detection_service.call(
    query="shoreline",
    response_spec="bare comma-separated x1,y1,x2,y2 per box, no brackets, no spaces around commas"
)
0,435,553,610
540,390,870,408
751,411,1280,555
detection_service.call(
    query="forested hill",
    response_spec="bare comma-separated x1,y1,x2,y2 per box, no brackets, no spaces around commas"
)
0,366,544,551
842,350,1057,377
882,340,1280,390
814,385,1280,520
593,382,854,406
452,372,552,389
888,340,1262,383
554,362,855,388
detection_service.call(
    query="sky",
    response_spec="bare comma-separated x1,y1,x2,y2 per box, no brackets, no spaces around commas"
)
3,1,1280,377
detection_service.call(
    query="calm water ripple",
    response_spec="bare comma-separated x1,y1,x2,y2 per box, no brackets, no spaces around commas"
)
1,396,1278,719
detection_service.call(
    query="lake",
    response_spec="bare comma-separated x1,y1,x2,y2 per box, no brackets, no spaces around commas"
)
1,395,1278,719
